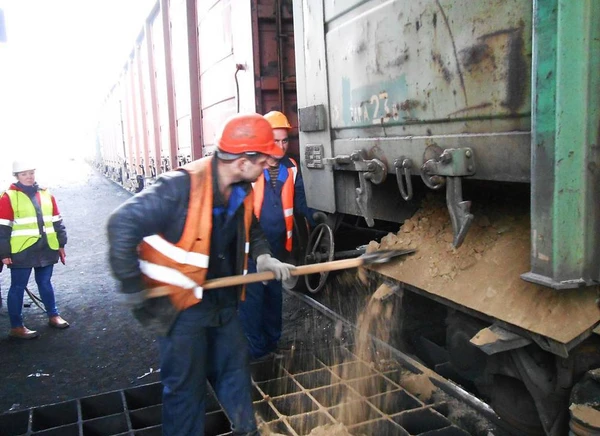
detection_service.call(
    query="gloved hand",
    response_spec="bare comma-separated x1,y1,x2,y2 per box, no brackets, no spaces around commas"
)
312,211,328,224
120,290,146,310
256,254,295,281
119,289,179,336
134,296,180,336
282,275,298,290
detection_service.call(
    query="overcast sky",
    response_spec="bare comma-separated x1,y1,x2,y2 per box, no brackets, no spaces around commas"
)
0,0,155,184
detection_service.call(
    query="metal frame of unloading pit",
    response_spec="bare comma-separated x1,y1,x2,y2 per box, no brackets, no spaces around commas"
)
0,291,514,436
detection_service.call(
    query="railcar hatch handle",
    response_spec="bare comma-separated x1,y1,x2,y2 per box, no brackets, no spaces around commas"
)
324,150,387,227
421,147,476,248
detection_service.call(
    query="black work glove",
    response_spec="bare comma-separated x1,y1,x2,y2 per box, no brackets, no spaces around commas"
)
132,297,179,336
121,290,179,336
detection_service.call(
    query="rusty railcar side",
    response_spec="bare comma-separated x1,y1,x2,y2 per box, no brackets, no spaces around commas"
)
196,0,297,157
96,0,297,188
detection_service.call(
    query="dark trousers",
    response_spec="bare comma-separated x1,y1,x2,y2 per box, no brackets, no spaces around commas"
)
158,305,257,436
8,265,59,328
238,261,283,359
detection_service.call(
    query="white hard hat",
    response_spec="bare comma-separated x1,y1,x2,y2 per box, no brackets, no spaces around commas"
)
12,160,36,174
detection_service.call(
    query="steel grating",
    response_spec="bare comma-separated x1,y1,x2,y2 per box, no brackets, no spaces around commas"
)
249,345,484,435
0,292,508,436
0,381,233,436
0,346,500,435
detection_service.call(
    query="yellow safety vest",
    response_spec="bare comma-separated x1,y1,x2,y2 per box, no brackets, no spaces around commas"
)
5,189,60,253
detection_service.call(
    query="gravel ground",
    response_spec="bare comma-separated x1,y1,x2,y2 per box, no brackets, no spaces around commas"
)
0,160,161,413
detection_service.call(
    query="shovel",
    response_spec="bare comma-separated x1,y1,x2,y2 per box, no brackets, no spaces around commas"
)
145,248,415,299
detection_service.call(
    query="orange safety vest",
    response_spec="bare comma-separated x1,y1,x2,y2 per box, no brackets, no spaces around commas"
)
253,158,298,252
137,156,254,311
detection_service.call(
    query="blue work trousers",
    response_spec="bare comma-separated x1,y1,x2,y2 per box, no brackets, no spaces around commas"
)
239,261,283,359
8,265,59,328
158,305,257,436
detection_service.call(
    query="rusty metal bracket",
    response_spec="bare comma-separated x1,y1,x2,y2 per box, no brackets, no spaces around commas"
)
422,148,476,177
421,147,476,248
356,171,375,226
327,150,387,184
325,150,387,227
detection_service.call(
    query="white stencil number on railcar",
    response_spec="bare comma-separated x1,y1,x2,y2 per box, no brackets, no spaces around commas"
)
349,92,400,124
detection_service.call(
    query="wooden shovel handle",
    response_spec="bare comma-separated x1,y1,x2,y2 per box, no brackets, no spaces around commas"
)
145,257,365,299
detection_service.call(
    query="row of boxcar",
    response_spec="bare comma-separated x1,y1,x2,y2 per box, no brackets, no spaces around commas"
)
95,0,297,192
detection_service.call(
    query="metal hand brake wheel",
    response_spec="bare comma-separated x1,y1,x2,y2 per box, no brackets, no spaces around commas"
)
304,223,335,293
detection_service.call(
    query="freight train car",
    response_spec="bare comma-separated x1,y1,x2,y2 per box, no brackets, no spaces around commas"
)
95,0,600,434
95,0,298,192
293,0,600,435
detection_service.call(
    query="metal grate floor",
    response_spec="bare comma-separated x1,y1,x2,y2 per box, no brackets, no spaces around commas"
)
0,294,504,435
250,345,474,436
0,381,165,436
0,346,483,435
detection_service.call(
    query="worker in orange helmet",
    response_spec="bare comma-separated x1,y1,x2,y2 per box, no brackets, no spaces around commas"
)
107,113,295,436
239,110,319,362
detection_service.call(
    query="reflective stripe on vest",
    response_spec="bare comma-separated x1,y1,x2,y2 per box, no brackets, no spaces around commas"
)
253,158,297,252
137,156,253,311
139,260,205,300
143,235,209,268
6,189,59,253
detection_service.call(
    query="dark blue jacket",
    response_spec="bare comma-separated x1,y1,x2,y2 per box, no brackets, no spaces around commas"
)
107,157,271,299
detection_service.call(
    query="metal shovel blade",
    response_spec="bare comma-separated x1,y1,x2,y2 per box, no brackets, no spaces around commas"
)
359,248,417,265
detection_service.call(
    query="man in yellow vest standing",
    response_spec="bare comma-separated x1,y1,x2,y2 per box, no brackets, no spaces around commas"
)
107,113,295,436
239,111,316,361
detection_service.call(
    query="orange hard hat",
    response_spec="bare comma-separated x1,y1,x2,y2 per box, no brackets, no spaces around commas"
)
217,113,284,158
264,111,292,130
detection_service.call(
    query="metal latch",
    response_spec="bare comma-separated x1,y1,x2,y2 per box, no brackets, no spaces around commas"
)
394,157,413,200
420,146,476,248
325,150,387,227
